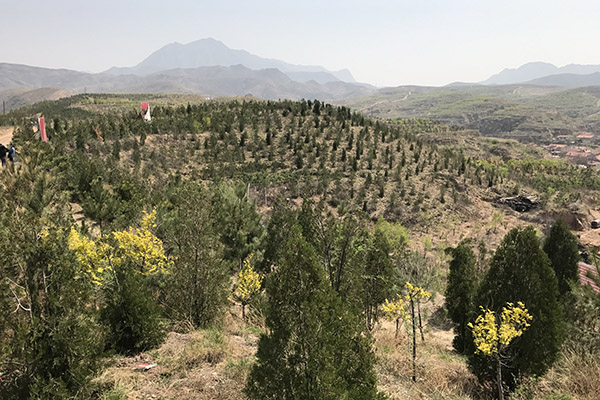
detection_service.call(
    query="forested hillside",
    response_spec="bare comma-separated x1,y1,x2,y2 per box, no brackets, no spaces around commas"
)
0,95,599,399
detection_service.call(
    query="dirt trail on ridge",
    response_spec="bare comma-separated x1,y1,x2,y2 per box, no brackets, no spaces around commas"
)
0,126,15,145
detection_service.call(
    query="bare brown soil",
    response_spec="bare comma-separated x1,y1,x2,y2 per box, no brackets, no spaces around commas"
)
0,126,15,146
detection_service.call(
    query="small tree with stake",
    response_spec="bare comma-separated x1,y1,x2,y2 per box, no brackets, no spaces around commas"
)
381,294,406,338
469,302,532,400
404,282,431,382
234,254,262,321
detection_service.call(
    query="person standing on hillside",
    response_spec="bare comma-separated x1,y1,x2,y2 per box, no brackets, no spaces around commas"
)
8,143,15,163
0,144,8,167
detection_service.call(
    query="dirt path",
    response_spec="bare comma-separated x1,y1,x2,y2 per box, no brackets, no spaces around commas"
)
0,126,15,145
358,91,411,112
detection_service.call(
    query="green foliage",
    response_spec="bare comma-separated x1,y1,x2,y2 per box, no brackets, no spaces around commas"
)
470,227,564,390
0,159,103,399
297,200,366,298
445,239,478,353
543,220,580,296
245,227,382,400
159,183,230,328
363,228,394,330
214,182,265,269
100,264,165,354
4,95,597,397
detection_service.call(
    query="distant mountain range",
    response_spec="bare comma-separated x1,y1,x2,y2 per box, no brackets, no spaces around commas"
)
0,38,376,107
0,62,373,103
481,62,600,86
105,38,355,84
3,38,600,114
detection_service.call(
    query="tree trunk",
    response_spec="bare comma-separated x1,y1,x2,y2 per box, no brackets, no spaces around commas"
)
417,300,425,342
395,318,399,338
411,298,417,382
496,355,504,400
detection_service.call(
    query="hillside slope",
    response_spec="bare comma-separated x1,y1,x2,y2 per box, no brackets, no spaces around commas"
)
2,95,599,400
337,84,600,143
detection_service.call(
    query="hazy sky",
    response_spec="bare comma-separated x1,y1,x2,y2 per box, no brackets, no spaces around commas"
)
1,0,599,86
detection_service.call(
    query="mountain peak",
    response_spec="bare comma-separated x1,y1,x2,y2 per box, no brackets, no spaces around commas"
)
103,38,356,84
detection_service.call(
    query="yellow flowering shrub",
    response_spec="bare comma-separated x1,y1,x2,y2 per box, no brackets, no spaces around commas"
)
404,281,432,301
112,209,170,275
469,301,532,356
68,208,170,285
68,227,113,285
236,255,263,304
381,294,406,322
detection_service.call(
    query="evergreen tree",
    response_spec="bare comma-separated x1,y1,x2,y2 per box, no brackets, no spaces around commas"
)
543,220,580,296
260,198,297,273
363,228,394,330
214,182,265,270
0,163,103,399
245,227,382,400
112,139,121,160
445,240,477,353
470,227,564,390
160,183,230,327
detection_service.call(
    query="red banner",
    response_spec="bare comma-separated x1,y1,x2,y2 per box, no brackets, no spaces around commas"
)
39,117,48,142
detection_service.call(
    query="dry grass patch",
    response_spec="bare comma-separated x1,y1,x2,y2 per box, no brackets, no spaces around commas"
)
374,318,481,400
94,316,258,400
533,350,600,400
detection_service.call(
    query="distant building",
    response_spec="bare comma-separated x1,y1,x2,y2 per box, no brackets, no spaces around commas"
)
577,132,594,140
578,262,600,293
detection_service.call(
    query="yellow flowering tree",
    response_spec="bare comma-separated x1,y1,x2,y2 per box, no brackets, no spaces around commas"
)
69,209,170,284
68,227,113,285
468,302,532,400
404,281,432,382
68,209,170,353
235,254,263,321
405,282,432,342
112,209,170,276
381,294,406,338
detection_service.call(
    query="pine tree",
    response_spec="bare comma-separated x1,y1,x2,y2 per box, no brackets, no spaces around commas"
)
245,227,382,400
160,183,230,328
214,182,265,270
470,227,564,390
445,240,478,353
0,165,103,399
363,228,394,330
543,220,580,296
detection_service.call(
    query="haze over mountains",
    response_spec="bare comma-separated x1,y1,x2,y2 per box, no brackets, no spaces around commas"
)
105,38,355,84
0,38,376,111
481,62,600,86
2,37,600,113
